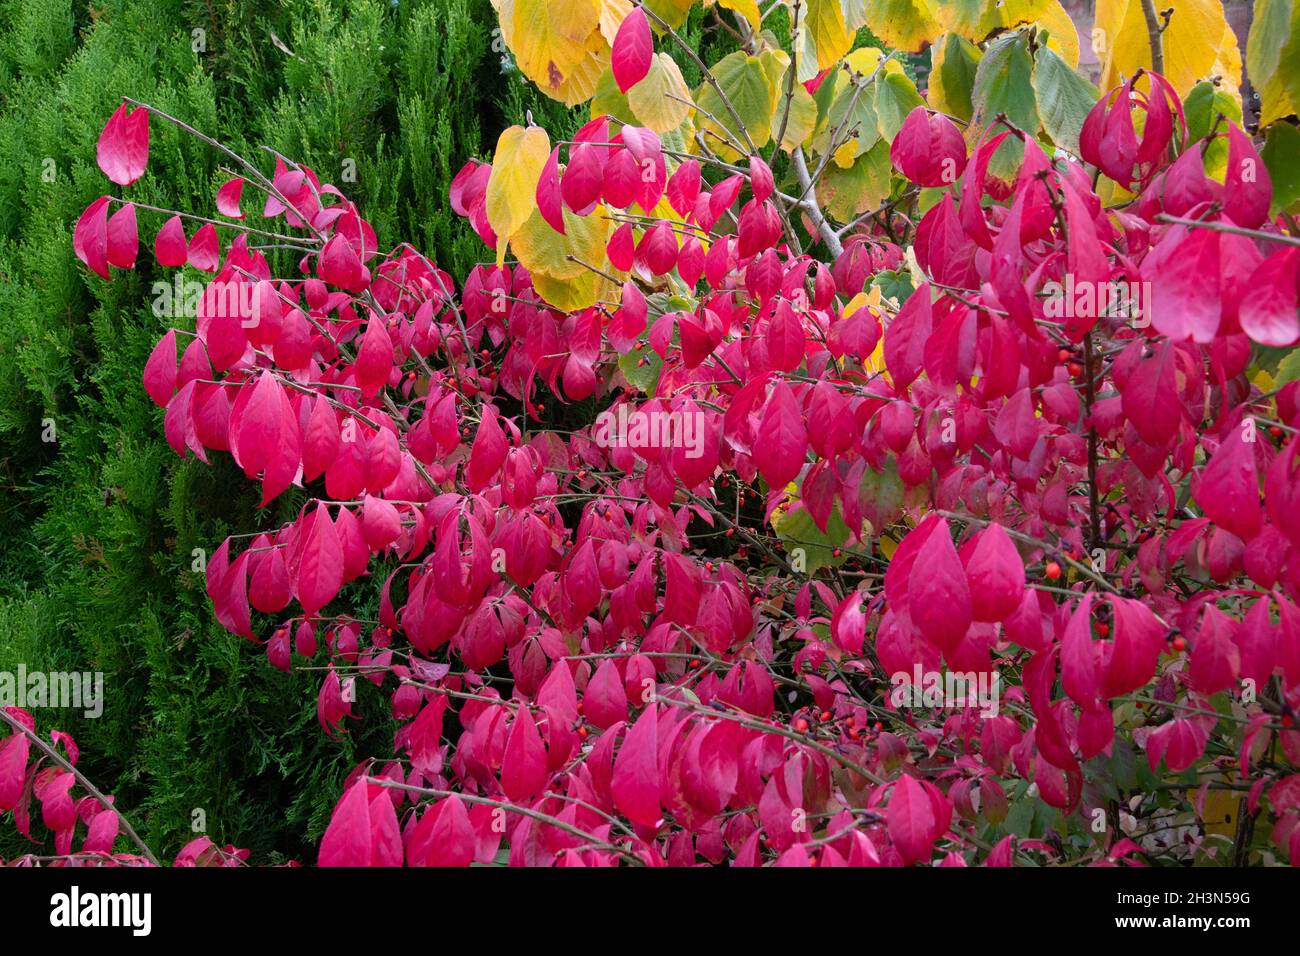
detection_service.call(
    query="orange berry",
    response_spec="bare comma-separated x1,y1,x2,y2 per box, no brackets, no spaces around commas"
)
1045,561,1062,580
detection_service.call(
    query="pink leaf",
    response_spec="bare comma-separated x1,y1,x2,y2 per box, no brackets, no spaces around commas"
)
611,7,653,93
96,104,149,186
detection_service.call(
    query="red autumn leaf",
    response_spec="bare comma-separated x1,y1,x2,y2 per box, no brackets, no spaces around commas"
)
96,103,149,186
611,7,652,93
611,703,660,828
500,706,547,802
1195,426,1263,542
106,202,138,269
319,778,403,867
142,329,178,408
154,214,188,267
752,381,806,490
887,775,939,865
964,522,1025,622
216,177,246,219
297,507,345,616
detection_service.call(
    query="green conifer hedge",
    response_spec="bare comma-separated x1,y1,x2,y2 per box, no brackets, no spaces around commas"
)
0,0,579,862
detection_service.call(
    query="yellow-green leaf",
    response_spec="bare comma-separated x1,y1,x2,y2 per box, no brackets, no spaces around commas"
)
820,140,892,220
511,203,611,280
485,125,551,245
1247,0,1300,126
695,50,775,156
792,0,855,81
874,70,926,141
629,52,694,132
927,32,981,122
778,83,819,151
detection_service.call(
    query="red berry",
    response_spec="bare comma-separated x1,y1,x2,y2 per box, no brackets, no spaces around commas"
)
1068,362,1083,377
1172,636,1186,652
794,718,810,733
1045,561,1062,580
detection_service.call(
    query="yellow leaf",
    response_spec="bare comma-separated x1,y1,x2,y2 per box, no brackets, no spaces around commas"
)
844,290,875,317
833,137,858,168
504,0,611,102
718,0,762,32
864,0,944,54
486,125,551,246
1034,0,1081,68
792,0,854,81
1201,784,1239,839
597,0,634,44
550,34,613,106
759,48,792,114
1093,0,1241,99
549,0,602,42
629,52,694,132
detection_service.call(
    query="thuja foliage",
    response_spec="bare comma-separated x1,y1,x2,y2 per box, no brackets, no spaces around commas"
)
0,0,568,862
7,0,1300,868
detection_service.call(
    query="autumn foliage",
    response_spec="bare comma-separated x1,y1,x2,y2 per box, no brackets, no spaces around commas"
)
6,0,1300,867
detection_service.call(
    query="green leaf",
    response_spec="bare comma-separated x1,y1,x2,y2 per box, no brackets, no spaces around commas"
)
870,269,916,310
591,68,637,125
1031,43,1097,155
1183,80,1242,143
696,51,776,155
1247,0,1300,126
1003,793,1037,838
1275,346,1300,386
1263,122,1300,215
928,32,981,123
618,342,664,394
772,501,855,572
874,71,925,141
972,31,1038,137
822,76,881,158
